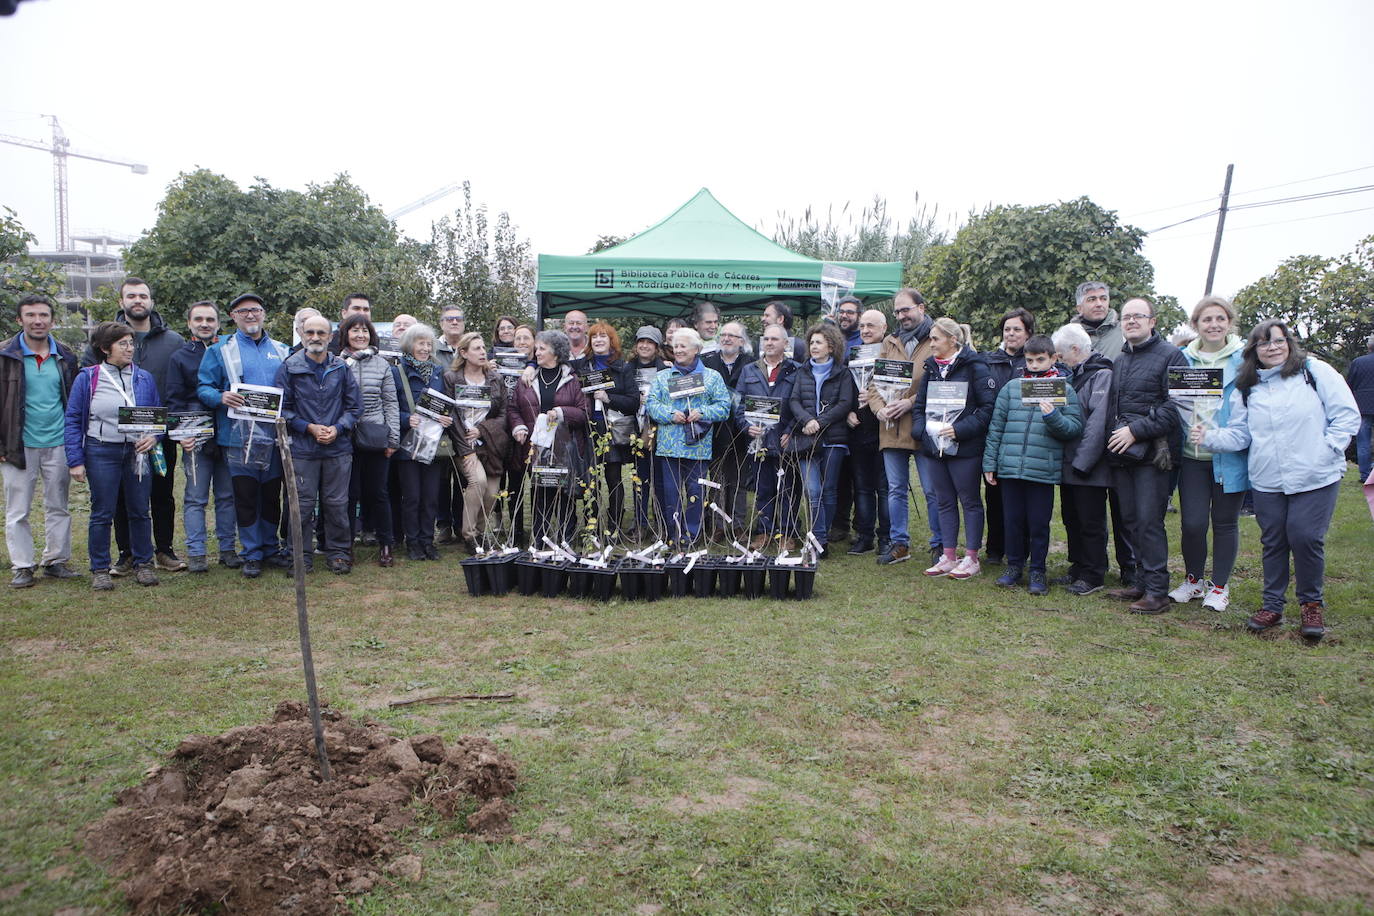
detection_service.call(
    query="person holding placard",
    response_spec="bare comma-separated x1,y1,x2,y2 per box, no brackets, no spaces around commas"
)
578,322,640,542
982,335,1082,595
626,327,669,541
737,323,801,551
1193,320,1359,640
508,330,588,546
910,318,995,579
847,310,891,556
644,327,732,547
1168,295,1248,612
395,323,452,560
446,331,509,552
164,300,238,573
983,308,1033,567
64,322,163,590
788,323,858,559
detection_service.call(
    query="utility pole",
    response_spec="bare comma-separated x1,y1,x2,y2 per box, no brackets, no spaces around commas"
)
1204,164,1234,295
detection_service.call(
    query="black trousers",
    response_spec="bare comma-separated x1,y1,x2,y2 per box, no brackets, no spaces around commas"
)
1111,464,1170,597
1061,483,1108,587
114,438,178,557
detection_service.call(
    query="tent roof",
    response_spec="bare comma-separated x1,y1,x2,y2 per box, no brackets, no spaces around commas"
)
536,188,902,321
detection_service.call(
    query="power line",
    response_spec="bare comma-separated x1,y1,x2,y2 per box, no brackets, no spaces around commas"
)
1227,164,1374,199
1147,210,1219,234
1146,183,1374,234
1144,204,1374,243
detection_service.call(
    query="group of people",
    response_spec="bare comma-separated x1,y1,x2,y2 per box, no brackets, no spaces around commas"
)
2,278,1367,641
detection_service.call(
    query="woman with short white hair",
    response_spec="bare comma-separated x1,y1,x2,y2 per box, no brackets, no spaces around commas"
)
1052,322,1114,595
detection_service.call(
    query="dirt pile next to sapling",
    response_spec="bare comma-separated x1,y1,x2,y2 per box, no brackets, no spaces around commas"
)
82,700,519,914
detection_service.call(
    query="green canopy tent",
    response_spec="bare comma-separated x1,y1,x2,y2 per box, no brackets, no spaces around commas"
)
536,188,903,323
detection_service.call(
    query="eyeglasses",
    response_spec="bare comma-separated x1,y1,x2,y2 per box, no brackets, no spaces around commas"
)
112,339,135,349
1257,338,1289,351
1120,312,1152,323
442,315,466,323
232,307,264,316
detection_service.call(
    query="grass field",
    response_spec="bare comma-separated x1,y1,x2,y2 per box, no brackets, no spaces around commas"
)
2,469,1372,914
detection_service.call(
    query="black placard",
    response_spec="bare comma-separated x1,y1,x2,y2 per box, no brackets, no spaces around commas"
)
117,406,167,434
742,395,782,426
167,410,214,441
873,358,914,387
578,368,615,393
452,385,493,410
668,372,706,399
1168,367,1223,398
1019,377,1067,405
416,388,457,420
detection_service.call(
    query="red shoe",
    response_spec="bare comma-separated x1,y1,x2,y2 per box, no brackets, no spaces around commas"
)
1299,602,1326,641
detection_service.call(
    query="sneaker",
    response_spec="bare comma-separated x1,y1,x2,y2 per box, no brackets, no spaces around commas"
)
1201,583,1230,612
947,556,981,580
1065,580,1103,596
241,560,262,579
187,555,209,573
1246,608,1283,633
42,562,79,579
996,567,1023,588
10,567,36,589
154,551,187,572
847,538,874,556
1168,575,1206,603
110,554,133,577
1299,602,1326,640
133,565,160,587
91,570,114,591
923,556,957,577
1028,570,1048,596
219,549,243,569
879,544,910,566
929,546,944,566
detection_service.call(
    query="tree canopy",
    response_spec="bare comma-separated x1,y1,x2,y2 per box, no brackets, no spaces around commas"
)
909,197,1179,347
1234,234,1373,372
0,207,67,340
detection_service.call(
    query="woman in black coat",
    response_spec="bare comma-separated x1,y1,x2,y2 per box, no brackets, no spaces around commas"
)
787,322,857,557
577,322,642,539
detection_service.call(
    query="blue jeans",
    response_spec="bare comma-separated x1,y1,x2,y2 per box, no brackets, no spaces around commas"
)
84,438,153,572
921,452,984,552
852,444,889,544
659,456,705,544
751,455,800,538
182,447,236,557
884,449,942,549
228,453,283,562
1358,414,1372,483
801,446,847,545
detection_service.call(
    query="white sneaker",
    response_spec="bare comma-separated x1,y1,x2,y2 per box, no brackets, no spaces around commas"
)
1201,582,1231,612
1168,575,1206,603
947,556,982,580
923,556,956,577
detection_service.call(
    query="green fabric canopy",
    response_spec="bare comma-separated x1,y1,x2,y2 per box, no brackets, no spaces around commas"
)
537,188,903,322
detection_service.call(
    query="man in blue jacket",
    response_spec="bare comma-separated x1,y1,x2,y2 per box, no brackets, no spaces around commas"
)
1347,334,1374,483
197,293,290,578
277,314,362,574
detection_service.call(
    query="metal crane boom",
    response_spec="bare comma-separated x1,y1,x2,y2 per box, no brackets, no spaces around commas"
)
386,182,463,220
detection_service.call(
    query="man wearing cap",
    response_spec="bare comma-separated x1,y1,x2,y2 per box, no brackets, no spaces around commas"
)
197,293,291,578
625,325,668,539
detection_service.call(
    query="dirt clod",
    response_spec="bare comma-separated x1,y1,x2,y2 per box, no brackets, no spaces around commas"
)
82,701,518,915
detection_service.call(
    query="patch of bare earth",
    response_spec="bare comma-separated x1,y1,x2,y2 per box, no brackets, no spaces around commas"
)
663,776,771,815
1198,846,1374,909
81,701,519,915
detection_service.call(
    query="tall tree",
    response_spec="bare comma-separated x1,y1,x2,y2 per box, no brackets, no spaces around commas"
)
1234,234,1374,371
910,197,1178,347
424,182,535,337
773,194,944,280
0,207,67,340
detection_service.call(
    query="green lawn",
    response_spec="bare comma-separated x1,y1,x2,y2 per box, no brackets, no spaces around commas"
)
2,471,1372,914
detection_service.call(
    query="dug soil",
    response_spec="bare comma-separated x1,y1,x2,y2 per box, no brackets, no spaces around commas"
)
82,701,518,914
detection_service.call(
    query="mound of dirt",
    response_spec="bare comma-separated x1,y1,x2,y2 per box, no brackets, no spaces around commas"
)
82,701,518,915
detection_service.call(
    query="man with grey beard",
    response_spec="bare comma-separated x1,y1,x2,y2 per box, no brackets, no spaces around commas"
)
275,314,362,574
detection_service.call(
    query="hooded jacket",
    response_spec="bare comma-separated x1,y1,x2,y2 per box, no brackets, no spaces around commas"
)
867,318,933,452
1070,309,1124,362
910,345,996,459
983,366,1084,485
275,349,362,460
0,333,79,469
1062,352,1114,488
1180,336,1248,492
63,362,161,470
81,309,184,397
164,337,217,413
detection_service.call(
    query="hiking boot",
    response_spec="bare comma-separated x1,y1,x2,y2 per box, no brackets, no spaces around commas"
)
1246,609,1283,633
1299,602,1326,640
1168,575,1206,603
1066,580,1103,596
996,566,1023,588
328,557,352,575
437,525,458,545
879,544,910,566
847,537,874,555
155,551,187,572
1129,594,1171,615
241,560,262,579
187,555,210,573
265,552,292,569
1028,570,1049,596
219,549,243,569
1107,586,1145,602
948,556,981,579
133,565,160,587
110,554,133,577
42,562,79,579
924,555,956,577
10,567,36,588
406,543,426,562
91,570,114,591
1201,583,1231,612
423,543,440,561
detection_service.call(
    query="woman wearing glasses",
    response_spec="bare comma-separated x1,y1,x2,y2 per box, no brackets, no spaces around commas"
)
1193,319,1359,640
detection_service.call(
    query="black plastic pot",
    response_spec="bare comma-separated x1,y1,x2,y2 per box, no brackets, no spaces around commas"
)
539,561,568,598
665,561,689,598
716,562,741,598
589,561,618,601
484,554,516,596
641,565,665,602
740,562,767,599
691,558,717,598
460,556,488,597
768,561,791,600
566,562,591,599
619,561,643,600
515,556,540,596
791,563,817,600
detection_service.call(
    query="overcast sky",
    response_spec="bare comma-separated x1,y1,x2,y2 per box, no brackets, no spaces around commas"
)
2,0,1371,309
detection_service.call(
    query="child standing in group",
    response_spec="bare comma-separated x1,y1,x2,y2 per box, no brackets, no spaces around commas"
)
982,335,1083,595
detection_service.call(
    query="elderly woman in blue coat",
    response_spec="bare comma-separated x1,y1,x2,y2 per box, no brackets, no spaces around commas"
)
1194,319,1359,641
64,322,163,590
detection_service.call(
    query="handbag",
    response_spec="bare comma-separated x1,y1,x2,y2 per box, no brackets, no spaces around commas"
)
352,420,389,453
606,408,637,446
1106,416,1150,466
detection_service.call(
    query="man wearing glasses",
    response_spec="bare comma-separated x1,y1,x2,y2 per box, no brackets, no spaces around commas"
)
434,304,467,366
1104,297,1188,615
197,293,291,578
835,297,863,351
432,303,467,544
1070,281,1124,362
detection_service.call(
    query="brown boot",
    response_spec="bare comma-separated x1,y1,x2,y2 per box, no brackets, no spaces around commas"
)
1107,585,1145,602
749,533,768,551
1299,602,1326,640
1128,594,1170,615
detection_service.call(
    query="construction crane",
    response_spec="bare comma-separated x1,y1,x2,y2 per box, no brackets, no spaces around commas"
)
0,115,148,251
385,182,463,220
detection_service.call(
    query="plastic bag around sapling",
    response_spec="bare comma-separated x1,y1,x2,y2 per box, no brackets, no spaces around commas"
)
235,418,278,470
400,417,443,464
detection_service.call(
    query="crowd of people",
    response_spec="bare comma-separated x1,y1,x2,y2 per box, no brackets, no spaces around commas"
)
3,278,1369,641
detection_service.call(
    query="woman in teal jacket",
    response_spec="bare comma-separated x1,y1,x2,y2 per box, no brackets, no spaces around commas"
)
1169,295,1248,612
